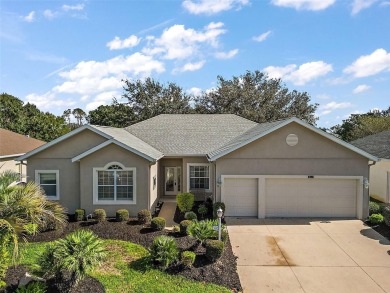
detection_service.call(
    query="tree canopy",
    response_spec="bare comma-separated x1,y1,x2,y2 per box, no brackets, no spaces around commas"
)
329,108,390,142
0,93,70,142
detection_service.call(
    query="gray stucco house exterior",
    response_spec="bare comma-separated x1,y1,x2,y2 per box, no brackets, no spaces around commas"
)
17,114,377,219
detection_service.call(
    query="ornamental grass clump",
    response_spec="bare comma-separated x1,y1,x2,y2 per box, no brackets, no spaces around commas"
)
176,192,194,213
116,209,129,222
150,235,179,269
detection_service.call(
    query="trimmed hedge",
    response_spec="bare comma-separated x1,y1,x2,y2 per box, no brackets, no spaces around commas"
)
151,217,166,231
369,213,384,224
382,205,390,226
205,239,224,262
138,209,152,224
180,220,192,235
75,209,85,222
116,209,129,222
185,211,197,221
93,209,106,222
181,251,196,268
369,201,382,215
176,192,195,213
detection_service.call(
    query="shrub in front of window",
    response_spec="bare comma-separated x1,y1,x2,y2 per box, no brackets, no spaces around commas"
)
74,209,85,222
15,281,47,293
138,209,152,224
369,201,382,215
213,202,226,219
187,220,216,245
198,204,208,219
23,223,39,236
151,217,166,231
180,220,192,235
181,251,196,268
185,211,197,221
383,205,390,226
116,209,129,222
205,239,224,262
93,209,106,222
369,213,384,224
176,192,195,213
150,235,179,269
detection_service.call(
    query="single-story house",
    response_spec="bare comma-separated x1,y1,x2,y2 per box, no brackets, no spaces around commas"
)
17,114,377,219
351,130,390,203
0,128,46,180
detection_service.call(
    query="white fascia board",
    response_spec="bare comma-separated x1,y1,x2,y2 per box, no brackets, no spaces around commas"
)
208,117,378,162
72,139,160,163
0,153,25,159
16,125,112,161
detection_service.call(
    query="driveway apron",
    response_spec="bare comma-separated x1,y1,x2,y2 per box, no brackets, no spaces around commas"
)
227,218,390,293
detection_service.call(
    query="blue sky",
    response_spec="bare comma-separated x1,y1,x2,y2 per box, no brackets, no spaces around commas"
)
1,0,389,127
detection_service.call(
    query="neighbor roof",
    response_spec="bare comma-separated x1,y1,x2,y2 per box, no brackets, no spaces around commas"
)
126,114,258,156
351,130,390,159
0,128,46,158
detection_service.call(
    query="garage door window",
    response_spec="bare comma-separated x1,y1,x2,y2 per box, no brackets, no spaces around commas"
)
189,165,210,190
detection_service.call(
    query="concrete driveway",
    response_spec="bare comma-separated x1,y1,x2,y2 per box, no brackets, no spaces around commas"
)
227,218,390,293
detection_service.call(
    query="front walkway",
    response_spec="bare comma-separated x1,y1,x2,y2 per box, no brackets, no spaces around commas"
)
158,201,177,228
227,218,390,293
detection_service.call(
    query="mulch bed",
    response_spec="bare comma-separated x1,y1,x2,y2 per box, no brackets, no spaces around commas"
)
365,221,390,241
4,218,241,292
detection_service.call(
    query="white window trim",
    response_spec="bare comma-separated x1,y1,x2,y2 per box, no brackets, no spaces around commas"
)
35,170,60,200
187,163,212,192
93,162,137,205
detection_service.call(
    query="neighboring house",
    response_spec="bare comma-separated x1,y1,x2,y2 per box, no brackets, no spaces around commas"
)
17,115,377,219
351,130,390,203
0,128,46,180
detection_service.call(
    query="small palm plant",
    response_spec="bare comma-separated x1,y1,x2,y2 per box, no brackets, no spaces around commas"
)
39,229,106,287
187,220,216,245
150,235,179,269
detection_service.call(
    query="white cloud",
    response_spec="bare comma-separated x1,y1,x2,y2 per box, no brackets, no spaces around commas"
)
352,84,371,94
319,101,353,116
187,87,203,96
316,94,331,100
344,49,390,78
252,31,272,42
86,91,118,111
174,60,206,73
62,4,85,11
381,1,390,6
25,92,76,110
22,11,35,22
271,0,335,10
182,0,249,15
43,9,58,19
351,0,377,15
143,22,226,60
215,49,238,59
107,35,140,50
264,61,332,85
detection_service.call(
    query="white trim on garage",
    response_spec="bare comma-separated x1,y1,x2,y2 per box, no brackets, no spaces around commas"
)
221,175,363,219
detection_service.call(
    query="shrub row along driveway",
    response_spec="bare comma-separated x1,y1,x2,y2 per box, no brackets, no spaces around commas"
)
227,218,390,293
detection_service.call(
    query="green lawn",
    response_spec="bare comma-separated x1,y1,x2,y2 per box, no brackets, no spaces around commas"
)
19,240,231,293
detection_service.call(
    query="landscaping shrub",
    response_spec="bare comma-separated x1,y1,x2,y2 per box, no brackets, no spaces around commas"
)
16,281,47,293
74,209,85,221
23,223,39,235
151,217,166,231
369,201,382,215
198,204,208,219
38,230,106,287
213,202,226,219
181,251,196,268
138,209,152,224
205,240,224,262
382,205,390,226
187,220,215,244
180,220,192,235
176,192,195,213
93,209,106,222
369,213,384,224
185,211,197,221
0,219,15,288
116,209,129,222
172,225,180,233
150,235,179,269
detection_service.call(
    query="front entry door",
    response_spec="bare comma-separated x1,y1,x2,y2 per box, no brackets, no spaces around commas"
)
165,167,181,195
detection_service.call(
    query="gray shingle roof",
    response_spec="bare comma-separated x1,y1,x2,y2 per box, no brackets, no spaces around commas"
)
126,114,258,156
207,119,288,160
351,130,390,159
90,125,164,160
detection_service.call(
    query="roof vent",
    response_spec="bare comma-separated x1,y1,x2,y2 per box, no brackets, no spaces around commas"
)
286,134,298,146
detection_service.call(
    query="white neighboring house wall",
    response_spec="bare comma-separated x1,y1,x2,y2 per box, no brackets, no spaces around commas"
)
369,160,390,203
0,154,26,180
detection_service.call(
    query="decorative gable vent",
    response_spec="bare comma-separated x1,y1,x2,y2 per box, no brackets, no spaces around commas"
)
286,134,298,146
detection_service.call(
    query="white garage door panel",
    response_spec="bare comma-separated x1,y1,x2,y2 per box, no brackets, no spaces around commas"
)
265,178,357,217
224,178,258,217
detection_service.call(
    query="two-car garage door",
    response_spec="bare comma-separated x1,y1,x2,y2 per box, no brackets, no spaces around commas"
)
223,177,358,218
